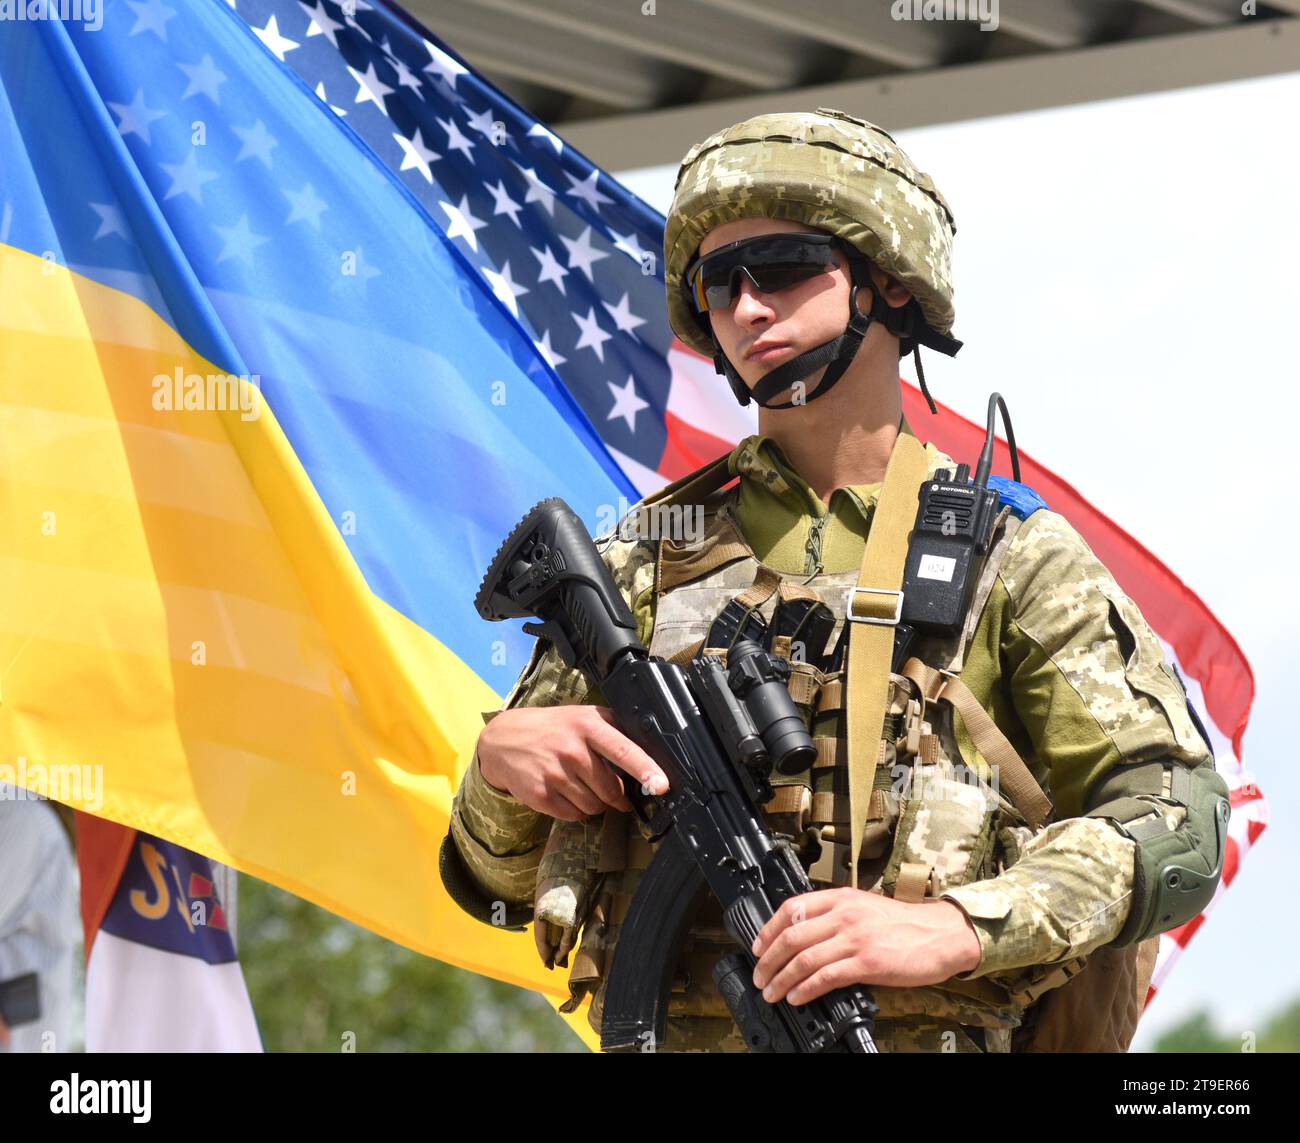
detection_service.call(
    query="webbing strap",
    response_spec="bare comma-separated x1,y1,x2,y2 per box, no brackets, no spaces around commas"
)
894,862,932,903
901,656,1052,831
845,432,930,886
734,564,782,610
666,639,703,668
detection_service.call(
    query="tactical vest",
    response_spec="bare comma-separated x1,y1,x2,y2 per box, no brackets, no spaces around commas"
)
533,462,1135,1053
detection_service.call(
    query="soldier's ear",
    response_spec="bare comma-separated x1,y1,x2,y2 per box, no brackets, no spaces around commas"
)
870,265,913,310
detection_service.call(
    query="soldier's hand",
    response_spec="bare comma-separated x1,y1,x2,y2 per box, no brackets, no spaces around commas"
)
749,889,983,1002
476,706,670,821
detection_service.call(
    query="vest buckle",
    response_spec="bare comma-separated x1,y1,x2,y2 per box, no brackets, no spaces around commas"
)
846,586,904,626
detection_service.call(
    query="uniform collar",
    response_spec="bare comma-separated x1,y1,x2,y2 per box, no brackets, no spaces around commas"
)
727,414,954,523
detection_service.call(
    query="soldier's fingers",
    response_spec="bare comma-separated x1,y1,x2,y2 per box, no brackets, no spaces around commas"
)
757,934,852,1006
587,717,669,795
585,751,634,812
752,914,840,991
542,791,589,822
556,775,605,818
753,890,837,955
785,956,860,1007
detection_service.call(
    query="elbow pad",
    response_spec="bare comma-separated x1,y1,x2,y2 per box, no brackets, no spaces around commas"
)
1083,759,1230,947
438,832,533,932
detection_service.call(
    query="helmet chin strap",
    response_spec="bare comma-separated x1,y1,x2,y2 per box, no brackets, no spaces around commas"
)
712,251,963,412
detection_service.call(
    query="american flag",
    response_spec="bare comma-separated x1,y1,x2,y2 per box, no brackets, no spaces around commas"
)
227,0,755,493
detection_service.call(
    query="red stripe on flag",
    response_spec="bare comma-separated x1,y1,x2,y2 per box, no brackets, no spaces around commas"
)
658,409,736,483
74,813,137,961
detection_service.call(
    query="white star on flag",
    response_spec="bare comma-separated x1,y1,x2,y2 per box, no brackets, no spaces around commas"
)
233,120,279,169
387,54,425,99
531,244,569,293
108,89,167,145
486,180,523,226
393,127,440,183
607,375,650,432
611,227,652,268
602,292,647,336
528,122,563,154
349,62,395,114
214,214,270,266
161,151,220,204
511,164,556,216
346,245,382,282
560,226,609,283
482,261,529,319
423,41,467,96
177,55,228,103
437,115,475,161
439,195,489,251
299,0,344,48
252,15,300,62
285,183,329,230
464,106,501,141
126,0,176,42
88,202,129,241
565,169,614,213
533,329,568,371
572,307,613,362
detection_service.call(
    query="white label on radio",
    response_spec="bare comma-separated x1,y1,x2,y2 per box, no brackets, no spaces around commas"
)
918,554,956,582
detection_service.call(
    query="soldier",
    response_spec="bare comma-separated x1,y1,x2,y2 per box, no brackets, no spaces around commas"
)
441,108,1229,1053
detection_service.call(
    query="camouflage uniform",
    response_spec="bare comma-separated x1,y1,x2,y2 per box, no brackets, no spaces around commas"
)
449,420,1213,1053
448,108,1221,1052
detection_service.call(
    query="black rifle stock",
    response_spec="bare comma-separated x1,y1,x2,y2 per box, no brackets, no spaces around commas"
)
476,498,878,1053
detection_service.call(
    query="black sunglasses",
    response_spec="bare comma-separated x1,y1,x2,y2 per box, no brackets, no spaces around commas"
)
685,232,841,314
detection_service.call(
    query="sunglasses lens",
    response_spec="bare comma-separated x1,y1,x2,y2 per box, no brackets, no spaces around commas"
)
687,236,837,313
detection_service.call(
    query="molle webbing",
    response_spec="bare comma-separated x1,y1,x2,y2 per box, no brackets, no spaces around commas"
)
900,657,1051,831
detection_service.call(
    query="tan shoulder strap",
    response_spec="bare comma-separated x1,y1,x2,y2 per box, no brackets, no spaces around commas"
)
845,432,930,886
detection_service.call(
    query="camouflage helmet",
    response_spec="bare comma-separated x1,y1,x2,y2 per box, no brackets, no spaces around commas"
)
664,107,958,362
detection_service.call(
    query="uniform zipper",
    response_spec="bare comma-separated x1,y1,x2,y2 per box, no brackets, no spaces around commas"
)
805,513,827,576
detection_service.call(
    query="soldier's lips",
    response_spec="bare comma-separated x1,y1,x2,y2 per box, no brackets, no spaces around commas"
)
747,343,793,363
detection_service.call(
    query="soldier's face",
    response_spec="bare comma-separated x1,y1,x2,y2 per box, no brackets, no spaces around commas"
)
695,217,911,398
696,218,850,391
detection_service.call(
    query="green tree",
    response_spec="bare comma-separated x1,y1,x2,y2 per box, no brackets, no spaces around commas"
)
1154,997,1300,1053
236,875,585,1052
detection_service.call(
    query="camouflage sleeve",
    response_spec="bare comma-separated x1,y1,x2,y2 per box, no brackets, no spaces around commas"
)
447,638,586,907
940,508,1213,978
447,525,658,909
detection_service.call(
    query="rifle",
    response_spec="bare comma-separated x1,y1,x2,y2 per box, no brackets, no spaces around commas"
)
476,498,878,1053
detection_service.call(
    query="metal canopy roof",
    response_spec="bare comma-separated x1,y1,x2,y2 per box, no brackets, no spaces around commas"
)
402,0,1300,169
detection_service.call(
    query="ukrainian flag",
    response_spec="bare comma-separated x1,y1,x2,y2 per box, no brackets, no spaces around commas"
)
0,2,635,1046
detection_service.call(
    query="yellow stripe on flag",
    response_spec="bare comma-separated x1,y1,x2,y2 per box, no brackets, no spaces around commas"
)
0,244,599,1049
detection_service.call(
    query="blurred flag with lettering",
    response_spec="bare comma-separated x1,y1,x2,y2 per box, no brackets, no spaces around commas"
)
77,816,261,1051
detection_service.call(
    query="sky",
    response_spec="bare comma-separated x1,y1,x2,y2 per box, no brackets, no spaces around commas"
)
615,68,1300,1049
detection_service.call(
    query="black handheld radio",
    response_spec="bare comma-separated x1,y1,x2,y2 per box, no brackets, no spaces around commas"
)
899,392,1020,638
